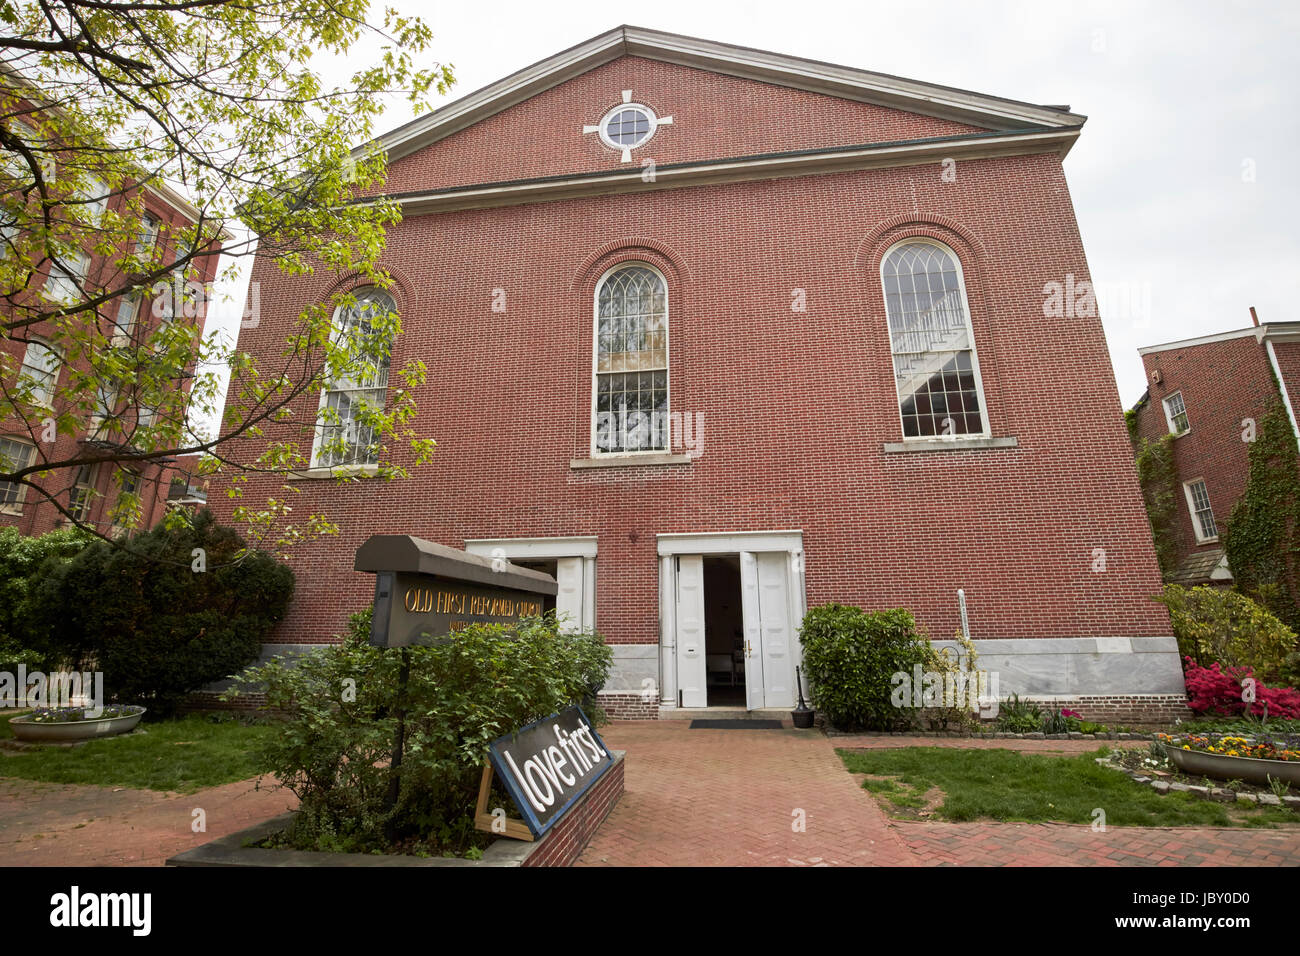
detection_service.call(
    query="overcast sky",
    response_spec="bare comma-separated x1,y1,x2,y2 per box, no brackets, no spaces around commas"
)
201,0,1299,435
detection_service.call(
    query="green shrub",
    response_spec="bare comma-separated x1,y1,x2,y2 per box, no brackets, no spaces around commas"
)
24,509,293,715
994,694,1043,733
229,610,612,855
0,525,94,670
799,603,933,732
1154,584,1297,681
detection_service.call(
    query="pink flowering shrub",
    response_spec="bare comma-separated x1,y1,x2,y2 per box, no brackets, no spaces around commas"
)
1183,658,1300,719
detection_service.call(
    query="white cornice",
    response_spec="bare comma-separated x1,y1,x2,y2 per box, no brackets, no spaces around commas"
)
1138,322,1300,356
384,127,1080,216
370,25,1086,165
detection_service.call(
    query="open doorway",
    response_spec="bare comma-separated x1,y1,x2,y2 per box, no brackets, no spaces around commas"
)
510,559,559,616
702,554,744,706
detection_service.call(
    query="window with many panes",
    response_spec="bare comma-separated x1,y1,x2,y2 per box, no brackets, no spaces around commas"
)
46,248,89,304
593,264,668,453
1163,391,1189,435
0,437,36,513
311,288,394,469
880,240,988,438
18,340,59,407
1184,479,1218,542
69,463,98,522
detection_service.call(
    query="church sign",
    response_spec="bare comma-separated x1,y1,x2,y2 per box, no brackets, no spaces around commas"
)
487,706,614,838
354,535,558,648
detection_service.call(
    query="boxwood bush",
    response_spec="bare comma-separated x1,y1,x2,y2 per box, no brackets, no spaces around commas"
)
24,509,293,715
228,610,612,856
800,603,934,731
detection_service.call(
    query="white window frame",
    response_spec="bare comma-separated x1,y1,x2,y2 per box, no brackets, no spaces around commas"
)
17,339,60,408
590,261,671,458
46,248,89,304
879,238,991,442
309,288,394,471
1162,390,1190,435
1183,478,1218,543
0,436,37,514
68,462,99,523
598,103,660,151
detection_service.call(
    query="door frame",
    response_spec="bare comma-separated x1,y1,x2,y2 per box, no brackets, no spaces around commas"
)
657,530,806,710
463,536,597,633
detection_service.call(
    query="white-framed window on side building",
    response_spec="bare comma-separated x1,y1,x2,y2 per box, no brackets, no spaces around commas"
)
1163,391,1190,435
310,288,395,469
17,339,60,407
0,436,37,514
1183,478,1218,542
880,239,990,439
592,263,669,454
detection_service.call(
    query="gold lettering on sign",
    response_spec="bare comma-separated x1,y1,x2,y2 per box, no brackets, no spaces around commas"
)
403,585,545,622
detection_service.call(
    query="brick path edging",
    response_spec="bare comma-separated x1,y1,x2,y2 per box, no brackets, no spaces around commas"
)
1095,754,1300,810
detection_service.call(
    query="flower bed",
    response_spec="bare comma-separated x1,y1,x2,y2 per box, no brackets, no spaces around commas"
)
1157,731,1300,787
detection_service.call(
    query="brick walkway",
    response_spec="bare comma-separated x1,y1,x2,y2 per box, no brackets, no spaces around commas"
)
575,723,1300,867
0,774,295,866
4,725,1299,866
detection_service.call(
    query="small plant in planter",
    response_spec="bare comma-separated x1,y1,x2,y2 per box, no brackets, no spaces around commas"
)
26,705,144,723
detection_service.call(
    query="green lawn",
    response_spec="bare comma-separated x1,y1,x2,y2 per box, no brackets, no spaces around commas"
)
839,747,1299,828
0,713,274,793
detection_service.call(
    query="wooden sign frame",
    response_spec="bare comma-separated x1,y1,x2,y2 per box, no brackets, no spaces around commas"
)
474,763,535,842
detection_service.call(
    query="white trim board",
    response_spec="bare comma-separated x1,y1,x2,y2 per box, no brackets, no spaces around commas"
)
463,536,598,558
388,128,1080,216
656,530,803,555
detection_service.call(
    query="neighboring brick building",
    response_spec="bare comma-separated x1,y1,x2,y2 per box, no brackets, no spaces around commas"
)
0,81,222,539
1129,314,1300,586
210,25,1183,720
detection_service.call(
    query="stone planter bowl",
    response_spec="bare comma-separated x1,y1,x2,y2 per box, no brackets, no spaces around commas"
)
1166,745,1300,787
8,707,146,742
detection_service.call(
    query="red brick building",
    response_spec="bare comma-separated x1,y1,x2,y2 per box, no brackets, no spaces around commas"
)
1129,315,1300,586
0,89,221,538
210,26,1183,721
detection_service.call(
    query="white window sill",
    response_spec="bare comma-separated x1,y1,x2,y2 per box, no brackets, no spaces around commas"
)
571,453,694,470
285,464,381,480
882,436,1018,453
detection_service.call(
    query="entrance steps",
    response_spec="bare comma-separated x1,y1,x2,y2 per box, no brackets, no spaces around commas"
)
658,706,791,721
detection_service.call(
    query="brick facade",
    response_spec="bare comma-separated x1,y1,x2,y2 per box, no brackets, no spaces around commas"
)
1,165,220,538
208,30,1179,719
1129,323,1300,582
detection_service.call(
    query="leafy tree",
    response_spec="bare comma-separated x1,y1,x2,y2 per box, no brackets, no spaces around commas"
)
25,508,294,714
0,523,91,668
1224,400,1300,632
0,1,452,551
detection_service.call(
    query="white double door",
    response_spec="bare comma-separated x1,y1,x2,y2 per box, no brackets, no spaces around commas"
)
675,551,797,710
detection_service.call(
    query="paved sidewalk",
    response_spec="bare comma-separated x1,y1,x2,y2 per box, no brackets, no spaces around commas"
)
0,774,295,866
575,722,1300,867
3,724,1298,866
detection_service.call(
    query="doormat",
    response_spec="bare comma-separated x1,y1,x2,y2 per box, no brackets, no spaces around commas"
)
689,719,784,729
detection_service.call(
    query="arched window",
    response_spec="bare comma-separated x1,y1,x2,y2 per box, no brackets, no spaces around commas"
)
881,240,988,438
593,264,668,453
311,288,395,468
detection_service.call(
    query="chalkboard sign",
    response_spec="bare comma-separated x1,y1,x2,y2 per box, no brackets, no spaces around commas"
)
487,706,614,838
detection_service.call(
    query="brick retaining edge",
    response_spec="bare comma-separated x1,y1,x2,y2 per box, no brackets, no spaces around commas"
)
167,751,625,868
